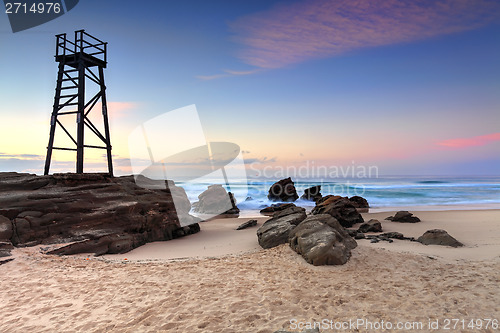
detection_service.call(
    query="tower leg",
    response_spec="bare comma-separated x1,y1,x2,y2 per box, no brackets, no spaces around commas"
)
44,62,65,175
76,63,85,173
99,66,113,176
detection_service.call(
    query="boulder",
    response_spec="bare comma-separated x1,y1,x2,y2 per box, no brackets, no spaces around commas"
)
357,219,382,233
256,206,306,249
289,214,357,266
417,229,463,247
300,185,322,202
260,203,296,215
0,172,201,256
385,211,421,223
192,185,239,216
349,196,370,212
267,177,299,202
311,195,364,228
236,219,257,230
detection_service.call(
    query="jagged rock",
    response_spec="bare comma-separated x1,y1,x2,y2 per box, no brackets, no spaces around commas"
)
300,185,322,202
259,203,296,215
349,196,370,212
192,185,239,216
267,177,299,202
236,219,257,230
257,206,306,249
311,195,364,228
417,229,463,247
385,211,421,223
357,219,382,233
0,172,201,256
289,214,357,266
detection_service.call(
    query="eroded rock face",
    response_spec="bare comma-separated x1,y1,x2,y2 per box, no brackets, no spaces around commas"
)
267,177,299,202
0,172,200,255
256,206,306,249
385,211,421,223
289,214,357,266
192,184,239,216
311,195,364,228
417,229,463,247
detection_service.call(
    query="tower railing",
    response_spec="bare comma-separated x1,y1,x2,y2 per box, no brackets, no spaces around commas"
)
55,29,107,63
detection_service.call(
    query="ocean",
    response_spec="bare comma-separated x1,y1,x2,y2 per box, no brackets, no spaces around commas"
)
177,176,500,217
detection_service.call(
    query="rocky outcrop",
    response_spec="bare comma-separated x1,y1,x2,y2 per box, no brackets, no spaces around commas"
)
300,185,322,202
385,211,421,223
357,219,382,233
289,214,357,266
236,219,257,230
311,195,364,228
0,172,200,256
267,177,299,202
256,206,306,249
417,229,463,247
349,196,369,212
192,185,239,216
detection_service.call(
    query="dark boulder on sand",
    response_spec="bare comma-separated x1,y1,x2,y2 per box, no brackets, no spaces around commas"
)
236,219,257,230
192,184,239,216
0,172,200,256
417,229,463,247
289,214,357,266
311,195,364,228
357,219,382,233
267,177,299,202
257,205,306,249
385,211,421,223
300,185,322,202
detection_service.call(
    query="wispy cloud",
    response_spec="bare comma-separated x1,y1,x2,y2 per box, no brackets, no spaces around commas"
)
196,68,261,81
244,156,277,164
0,153,44,160
436,133,500,149
230,0,500,69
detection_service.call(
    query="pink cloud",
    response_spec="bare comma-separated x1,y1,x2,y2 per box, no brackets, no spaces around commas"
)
93,101,137,118
230,0,500,69
437,133,500,149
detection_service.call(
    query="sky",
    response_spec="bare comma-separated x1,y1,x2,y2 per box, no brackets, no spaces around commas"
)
1,0,499,177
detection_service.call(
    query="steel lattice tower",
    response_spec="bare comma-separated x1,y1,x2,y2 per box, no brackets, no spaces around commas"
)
44,30,113,176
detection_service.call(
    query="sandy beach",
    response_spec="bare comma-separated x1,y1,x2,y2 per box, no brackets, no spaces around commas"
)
1,209,499,332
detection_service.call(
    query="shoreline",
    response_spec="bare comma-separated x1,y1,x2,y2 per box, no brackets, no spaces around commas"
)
235,203,500,218
102,208,500,263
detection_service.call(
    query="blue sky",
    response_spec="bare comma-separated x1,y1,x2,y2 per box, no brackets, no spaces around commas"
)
1,0,499,176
